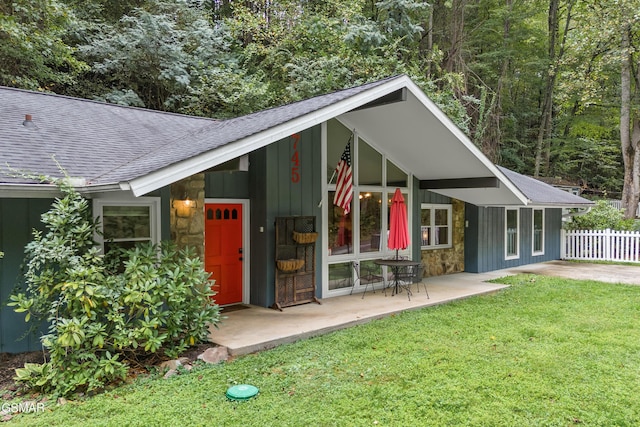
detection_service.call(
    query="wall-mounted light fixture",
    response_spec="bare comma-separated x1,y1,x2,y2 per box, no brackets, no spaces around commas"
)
173,187,195,218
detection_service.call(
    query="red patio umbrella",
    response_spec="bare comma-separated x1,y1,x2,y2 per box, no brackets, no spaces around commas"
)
388,188,410,259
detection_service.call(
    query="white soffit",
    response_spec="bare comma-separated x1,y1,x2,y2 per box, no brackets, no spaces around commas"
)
339,82,527,206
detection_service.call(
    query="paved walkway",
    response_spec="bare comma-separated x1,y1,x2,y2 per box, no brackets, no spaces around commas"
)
506,260,640,285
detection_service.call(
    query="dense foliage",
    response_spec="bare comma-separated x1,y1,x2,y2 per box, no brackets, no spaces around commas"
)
9,183,220,396
3,0,640,202
564,200,637,231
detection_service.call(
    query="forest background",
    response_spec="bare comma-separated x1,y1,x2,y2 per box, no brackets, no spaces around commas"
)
2,0,640,215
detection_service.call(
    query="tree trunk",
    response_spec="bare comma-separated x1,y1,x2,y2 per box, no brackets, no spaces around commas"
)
444,0,466,77
620,23,640,219
426,4,433,78
483,0,513,164
534,0,559,177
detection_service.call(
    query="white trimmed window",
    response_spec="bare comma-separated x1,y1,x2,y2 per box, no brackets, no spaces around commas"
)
93,198,161,254
420,204,452,249
532,208,545,255
505,208,519,259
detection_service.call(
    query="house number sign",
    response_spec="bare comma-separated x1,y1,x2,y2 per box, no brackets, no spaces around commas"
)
291,133,300,183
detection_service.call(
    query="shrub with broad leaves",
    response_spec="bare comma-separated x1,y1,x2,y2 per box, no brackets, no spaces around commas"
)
9,183,220,396
565,200,637,231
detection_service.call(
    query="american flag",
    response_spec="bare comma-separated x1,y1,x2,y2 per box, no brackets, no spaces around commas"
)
333,141,353,214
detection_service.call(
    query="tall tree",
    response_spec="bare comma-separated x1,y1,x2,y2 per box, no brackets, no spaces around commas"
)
0,0,86,90
533,0,573,177
620,17,640,218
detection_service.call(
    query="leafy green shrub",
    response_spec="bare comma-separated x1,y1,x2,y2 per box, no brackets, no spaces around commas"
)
9,184,220,396
565,200,636,231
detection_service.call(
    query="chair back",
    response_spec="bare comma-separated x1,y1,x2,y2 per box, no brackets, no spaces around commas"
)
352,261,361,280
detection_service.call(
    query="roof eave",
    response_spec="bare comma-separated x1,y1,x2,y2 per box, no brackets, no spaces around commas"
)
475,201,595,208
127,76,415,196
0,182,131,198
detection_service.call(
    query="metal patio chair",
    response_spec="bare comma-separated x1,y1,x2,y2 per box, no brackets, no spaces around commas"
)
393,263,429,300
411,263,429,298
350,261,385,299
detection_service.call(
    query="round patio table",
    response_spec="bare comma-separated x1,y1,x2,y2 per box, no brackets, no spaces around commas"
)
373,258,420,300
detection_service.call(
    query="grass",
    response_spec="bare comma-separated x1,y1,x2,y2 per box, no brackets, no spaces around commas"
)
8,274,640,426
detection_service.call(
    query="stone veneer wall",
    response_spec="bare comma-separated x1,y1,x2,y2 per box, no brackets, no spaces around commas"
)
420,199,465,277
170,173,205,258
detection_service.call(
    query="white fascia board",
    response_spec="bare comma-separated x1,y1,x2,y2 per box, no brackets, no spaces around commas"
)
0,184,61,198
0,183,130,198
519,202,595,209
128,77,413,196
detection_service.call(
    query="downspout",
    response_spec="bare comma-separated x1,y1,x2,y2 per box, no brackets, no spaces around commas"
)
562,207,592,220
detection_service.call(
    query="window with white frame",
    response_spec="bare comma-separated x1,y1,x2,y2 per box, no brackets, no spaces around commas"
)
420,204,452,249
532,208,544,255
505,208,519,259
93,198,161,254
325,119,409,293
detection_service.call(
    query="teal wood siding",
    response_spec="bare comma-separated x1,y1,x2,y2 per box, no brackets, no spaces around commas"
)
544,208,563,259
0,198,53,353
411,178,420,261
464,205,563,273
464,204,480,272
248,148,270,307
247,126,323,307
148,187,171,241
205,171,249,199
419,190,451,204
266,127,322,306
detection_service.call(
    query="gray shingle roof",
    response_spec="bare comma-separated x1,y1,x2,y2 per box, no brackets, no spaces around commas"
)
0,87,216,185
93,76,399,184
0,76,399,187
497,166,593,206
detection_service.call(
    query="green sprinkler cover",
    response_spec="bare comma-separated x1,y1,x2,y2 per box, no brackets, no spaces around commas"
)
226,384,259,401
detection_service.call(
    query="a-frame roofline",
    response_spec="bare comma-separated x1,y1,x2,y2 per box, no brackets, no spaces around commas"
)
5,75,580,206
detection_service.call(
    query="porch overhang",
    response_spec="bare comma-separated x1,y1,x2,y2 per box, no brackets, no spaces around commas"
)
337,81,528,207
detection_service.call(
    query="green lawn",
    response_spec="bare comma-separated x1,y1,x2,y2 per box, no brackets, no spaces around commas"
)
8,274,640,426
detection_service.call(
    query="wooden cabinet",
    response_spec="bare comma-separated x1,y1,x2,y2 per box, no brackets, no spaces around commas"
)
273,216,320,311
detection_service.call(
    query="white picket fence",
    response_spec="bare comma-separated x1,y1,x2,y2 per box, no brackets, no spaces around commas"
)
562,229,640,263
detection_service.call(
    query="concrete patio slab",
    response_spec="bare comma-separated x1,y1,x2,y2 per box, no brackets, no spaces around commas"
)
207,261,640,357
208,269,514,356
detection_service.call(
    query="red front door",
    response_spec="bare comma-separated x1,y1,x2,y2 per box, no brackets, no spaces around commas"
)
204,203,243,305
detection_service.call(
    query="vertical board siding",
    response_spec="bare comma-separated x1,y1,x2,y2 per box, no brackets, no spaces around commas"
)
1,198,53,353
248,149,270,307
205,171,250,199
251,126,322,307
206,127,322,308
419,190,451,205
465,205,564,273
